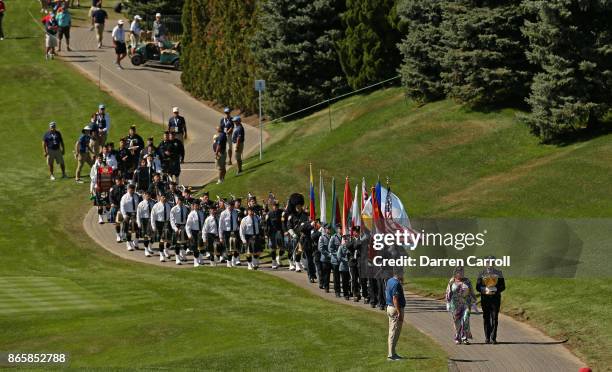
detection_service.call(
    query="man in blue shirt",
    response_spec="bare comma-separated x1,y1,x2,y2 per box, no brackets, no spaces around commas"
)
219,107,234,165
42,121,66,180
213,126,227,184
91,2,107,48
75,126,95,183
231,116,245,175
385,268,406,360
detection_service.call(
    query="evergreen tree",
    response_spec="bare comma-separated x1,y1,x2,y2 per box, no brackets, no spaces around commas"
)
337,0,402,89
522,0,612,141
125,0,185,16
397,0,446,102
251,0,347,118
440,0,532,107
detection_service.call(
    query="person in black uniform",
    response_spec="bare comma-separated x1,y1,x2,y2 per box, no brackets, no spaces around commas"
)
168,131,184,184
109,177,126,240
133,158,153,193
285,193,309,272
147,173,166,201
265,201,284,269
199,192,215,215
476,257,506,344
126,125,144,168
116,138,131,180
157,131,173,178
311,220,323,284
346,226,361,301
168,107,188,142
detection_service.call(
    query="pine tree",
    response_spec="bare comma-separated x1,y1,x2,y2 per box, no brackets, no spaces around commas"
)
397,0,446,102
439,0,532,107
251,0,347,118
337,0,402,89
522,0,612,141
125,0,185,15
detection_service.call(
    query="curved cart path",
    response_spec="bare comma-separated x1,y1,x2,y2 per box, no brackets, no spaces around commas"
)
60,24,261,186
69,17,585,372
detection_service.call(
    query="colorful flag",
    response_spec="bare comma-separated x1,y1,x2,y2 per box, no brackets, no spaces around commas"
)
319,171,327,224
342,177,352,236
361,177,368,210
309,163,315,221
375,179,382,215
351,184,361,228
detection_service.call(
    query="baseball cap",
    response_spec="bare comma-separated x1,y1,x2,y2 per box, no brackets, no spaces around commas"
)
172,107,179,113
232,115,241,122
49,121,57,128
83,125,92,131
223,107,231,113
155,13,161,17
118,20,124,25
134,15,142,20
98,104,105,109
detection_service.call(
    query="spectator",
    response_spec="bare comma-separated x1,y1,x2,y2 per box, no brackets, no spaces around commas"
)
168,107,187,142
75,126,95,183
111,19,127,69
231,116,244,175
153,13,166,46
213,126,227,184
44,12,59,60
56,6,71,52
42,121,67,180
91,2,107,49
0,0,5,41
129,15,142,54
88,0,99,30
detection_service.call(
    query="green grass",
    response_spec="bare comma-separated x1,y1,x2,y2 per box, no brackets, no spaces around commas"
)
204,84,612,368
0,1,447,370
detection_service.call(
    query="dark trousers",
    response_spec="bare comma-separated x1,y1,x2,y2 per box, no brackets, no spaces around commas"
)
377,278,386,307
482,295,501,341
0,13,4,39
368,278,378,305
360,278,369,300
305,250,317,280
349,264,360,298
332,264,340,294
315,260,323,287
206,233,216,255
189,230,201,257
340,270,350,297
320,262,331,290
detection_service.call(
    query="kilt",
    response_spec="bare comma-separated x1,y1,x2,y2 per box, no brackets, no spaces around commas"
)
205,233,217,253
188,229,203,249
154,221,171,242
245,235,264,254
269,230,284,249
139,218,152,240
122,212,138,235
94,193,109,207
172,225,188,246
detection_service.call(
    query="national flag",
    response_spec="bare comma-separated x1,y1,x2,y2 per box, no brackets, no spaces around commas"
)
361,177,368,210
342,177,352,236
384,185,393,220
319,171,327,224
309,163,315,221
375,179,382,215
351,184,361,228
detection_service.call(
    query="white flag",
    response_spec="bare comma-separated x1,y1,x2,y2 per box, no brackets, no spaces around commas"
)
351,184,361,227
320,173,327,224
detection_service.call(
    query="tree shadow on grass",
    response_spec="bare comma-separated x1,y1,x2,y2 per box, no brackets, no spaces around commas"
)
239,160,274,175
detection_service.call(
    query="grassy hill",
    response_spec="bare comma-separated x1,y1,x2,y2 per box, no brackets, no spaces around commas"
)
204,89,612,368
0,1,447,370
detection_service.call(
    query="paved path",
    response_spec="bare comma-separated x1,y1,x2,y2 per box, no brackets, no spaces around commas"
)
60,24,261,186
84,209,584,372
70,18,585,372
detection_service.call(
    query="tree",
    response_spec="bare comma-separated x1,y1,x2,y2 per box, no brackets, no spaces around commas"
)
181,0,260,113
397,0,446,102
337,0,402,89
521,0,612,141
125,0,185,16
439,0,532,107
251,0,347,118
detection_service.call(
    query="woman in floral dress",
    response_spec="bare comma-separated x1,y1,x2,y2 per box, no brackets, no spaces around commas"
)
445,266,477,344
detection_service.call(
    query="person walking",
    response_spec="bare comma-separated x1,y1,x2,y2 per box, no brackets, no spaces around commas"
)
56,6,71,52
44,12,59,60
476,257,506,344
328,224,342,297
168,107,187,142
385,268,406,361
231,116,244,175
111,20,127,69
129,14,142,54
42,121,67,180
0,0,6,41
152,13,166,46
91,2,107,48
75,125,95,183
445,266,477,345
94,104,110,148
186,202,205,267
337,237,351,300
213,126,227,184
120,183,140,251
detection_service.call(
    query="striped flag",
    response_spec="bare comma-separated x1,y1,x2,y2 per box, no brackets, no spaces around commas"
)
309,163,315,221
320,171,327,224
342,177,352,236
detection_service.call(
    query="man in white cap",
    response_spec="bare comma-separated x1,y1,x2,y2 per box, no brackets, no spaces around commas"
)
42,121,67,180
75,125,95,183
129,15,142,54
168,107,187,142
153,13,166,47
111,19,127,69
219,107,234,165
94,103,111,149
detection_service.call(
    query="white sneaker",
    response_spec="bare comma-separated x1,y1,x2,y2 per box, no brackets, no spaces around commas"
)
216,179,223,184
247,262,253,270
179,249,187,261
185,248,193,255
132,241,139,250
50,174,56,181
289,262,295,271
75,179,84,184
160,253,166,262
204,252,211,259
271,262,278,269
276,256,281,267
295,262,302,272
98,215,104,224
126,241,134,251
175,256,182,265
116,234,121,243
145,248,152,257
226,260,232,268
235,259,241,266
194,259,201,267
163,248,170,258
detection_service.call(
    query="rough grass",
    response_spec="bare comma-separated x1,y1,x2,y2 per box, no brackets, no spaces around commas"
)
0,1,448,370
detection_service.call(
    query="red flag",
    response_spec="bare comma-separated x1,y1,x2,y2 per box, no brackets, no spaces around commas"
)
342,177,352,236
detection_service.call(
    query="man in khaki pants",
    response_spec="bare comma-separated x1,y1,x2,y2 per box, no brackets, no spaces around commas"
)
231,116,245,175
385,268,406,361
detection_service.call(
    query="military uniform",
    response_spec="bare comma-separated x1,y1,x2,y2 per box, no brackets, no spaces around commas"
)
318,229,332,292
265,207,284,268
337,241,351,300
328,231,342,297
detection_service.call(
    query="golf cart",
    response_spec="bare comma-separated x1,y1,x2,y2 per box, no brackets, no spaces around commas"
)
130,40,181,70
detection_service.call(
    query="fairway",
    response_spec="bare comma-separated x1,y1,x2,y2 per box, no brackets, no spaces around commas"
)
203,88,612,368
0,1,448,370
